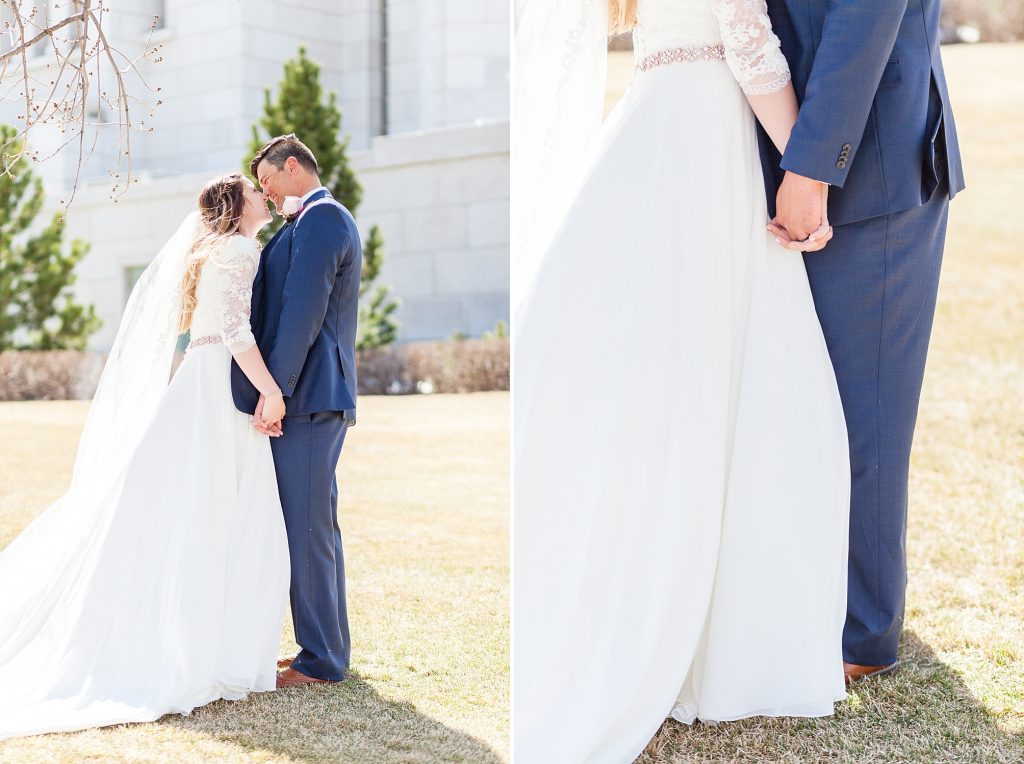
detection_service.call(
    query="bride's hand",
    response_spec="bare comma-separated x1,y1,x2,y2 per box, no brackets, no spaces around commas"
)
261,391,286,425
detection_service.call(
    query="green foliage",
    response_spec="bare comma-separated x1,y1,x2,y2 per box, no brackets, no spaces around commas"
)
483,320,508,339
357,224,399,350
0,125,100,351
247,46,362,237
248,47,399,349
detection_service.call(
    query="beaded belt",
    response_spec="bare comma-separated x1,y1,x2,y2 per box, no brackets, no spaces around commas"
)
637,44,726,72
185,334,222,351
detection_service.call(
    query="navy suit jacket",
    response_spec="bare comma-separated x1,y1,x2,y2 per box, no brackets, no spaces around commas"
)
231,190,362,420
760,0,965,226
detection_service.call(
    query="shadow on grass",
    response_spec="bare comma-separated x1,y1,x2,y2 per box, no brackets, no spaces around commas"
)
160,670,505,764
637,630,1023,764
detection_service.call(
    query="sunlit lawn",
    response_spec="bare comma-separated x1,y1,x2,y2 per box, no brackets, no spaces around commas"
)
0,392,509,763
1,38,1021,764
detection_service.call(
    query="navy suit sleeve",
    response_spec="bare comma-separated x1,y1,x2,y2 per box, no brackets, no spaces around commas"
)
781,0,905,187
267,205,352,398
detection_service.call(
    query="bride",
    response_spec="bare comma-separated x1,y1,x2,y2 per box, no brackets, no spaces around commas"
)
0,173,290,738
513,0,850,761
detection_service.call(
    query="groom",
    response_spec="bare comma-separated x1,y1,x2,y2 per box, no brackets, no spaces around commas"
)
759,1,965,682
231,134,362,688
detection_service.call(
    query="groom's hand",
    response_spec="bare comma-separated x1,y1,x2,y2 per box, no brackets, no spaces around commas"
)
773,171,826,243
769,174,833,253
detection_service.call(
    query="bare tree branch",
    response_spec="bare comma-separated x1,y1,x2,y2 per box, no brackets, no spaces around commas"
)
0,11,82,65
0,0,164,208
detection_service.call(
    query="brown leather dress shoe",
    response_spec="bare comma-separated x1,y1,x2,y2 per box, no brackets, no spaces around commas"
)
277,654,296,669
844,660,899,685
276,666,337,689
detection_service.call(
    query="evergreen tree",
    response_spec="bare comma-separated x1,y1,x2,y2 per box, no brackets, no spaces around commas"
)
483,320,508,339
248,47,399,348
0,125,100,351
357,224,398,350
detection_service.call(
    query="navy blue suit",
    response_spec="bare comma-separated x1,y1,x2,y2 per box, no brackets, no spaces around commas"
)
231,188,362,680
761,1,964,664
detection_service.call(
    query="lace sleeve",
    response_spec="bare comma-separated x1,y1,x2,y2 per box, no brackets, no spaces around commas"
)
211,237,258,354
711,0,791,95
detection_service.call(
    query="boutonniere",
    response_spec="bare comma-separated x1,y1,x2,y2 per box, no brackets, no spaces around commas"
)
281,196,303,222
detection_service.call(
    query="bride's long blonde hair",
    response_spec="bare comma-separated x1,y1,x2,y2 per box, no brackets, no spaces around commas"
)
177,173,246,333
608,0,638,35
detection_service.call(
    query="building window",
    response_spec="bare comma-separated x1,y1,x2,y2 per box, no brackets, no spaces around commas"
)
125,264,189,351
124,265,147,298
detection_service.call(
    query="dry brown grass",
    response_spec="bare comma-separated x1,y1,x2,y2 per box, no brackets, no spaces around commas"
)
1,38,1022,764
0,393,509,763
604,41,1024,764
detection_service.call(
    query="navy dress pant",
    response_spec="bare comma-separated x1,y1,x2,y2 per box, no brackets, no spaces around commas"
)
270,411,351,680
803,181,949,666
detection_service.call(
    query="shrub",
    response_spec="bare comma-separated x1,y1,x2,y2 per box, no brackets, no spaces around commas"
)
942,1,1024,42
357,339,510,395
0,351,104,401
0,339,511,401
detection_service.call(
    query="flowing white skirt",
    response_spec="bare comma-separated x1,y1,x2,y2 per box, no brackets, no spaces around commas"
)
0,343,290,739
513,61,851,762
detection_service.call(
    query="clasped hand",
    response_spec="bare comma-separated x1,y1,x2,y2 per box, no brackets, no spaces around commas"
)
253,393,284,437
767,171,833,253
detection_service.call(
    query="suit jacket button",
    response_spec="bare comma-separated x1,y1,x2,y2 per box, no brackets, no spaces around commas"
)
842,143,852,152
837,159,847,169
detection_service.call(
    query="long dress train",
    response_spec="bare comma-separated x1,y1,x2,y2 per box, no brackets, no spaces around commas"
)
0,233,289,739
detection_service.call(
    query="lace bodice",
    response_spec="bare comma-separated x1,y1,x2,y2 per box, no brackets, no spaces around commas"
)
188,234,259,353
634,0,791,95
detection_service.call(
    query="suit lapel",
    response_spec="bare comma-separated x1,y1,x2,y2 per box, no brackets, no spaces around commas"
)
303,188,329,207
253,222,292,290
293,189,331,225
254,190,331,289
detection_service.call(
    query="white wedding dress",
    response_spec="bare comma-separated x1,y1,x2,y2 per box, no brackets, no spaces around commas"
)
0,230,290,739
513,1,851,761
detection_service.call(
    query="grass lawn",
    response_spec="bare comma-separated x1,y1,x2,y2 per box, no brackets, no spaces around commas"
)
0,392,509,763
607,41,1024,764
1,39,1022,764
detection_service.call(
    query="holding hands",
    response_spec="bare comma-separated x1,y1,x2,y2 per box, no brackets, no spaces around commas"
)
231,344,286,437
254,391,285,437
742,88,833,254
767,171,833,253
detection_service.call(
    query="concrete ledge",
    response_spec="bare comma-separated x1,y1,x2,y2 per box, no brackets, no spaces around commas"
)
352,120,510,170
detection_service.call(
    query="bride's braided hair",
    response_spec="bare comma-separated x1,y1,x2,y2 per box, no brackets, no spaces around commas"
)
608,0,638,34
178,173,246,334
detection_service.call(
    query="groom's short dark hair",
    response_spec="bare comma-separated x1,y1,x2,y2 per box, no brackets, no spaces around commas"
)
250,134,319,177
